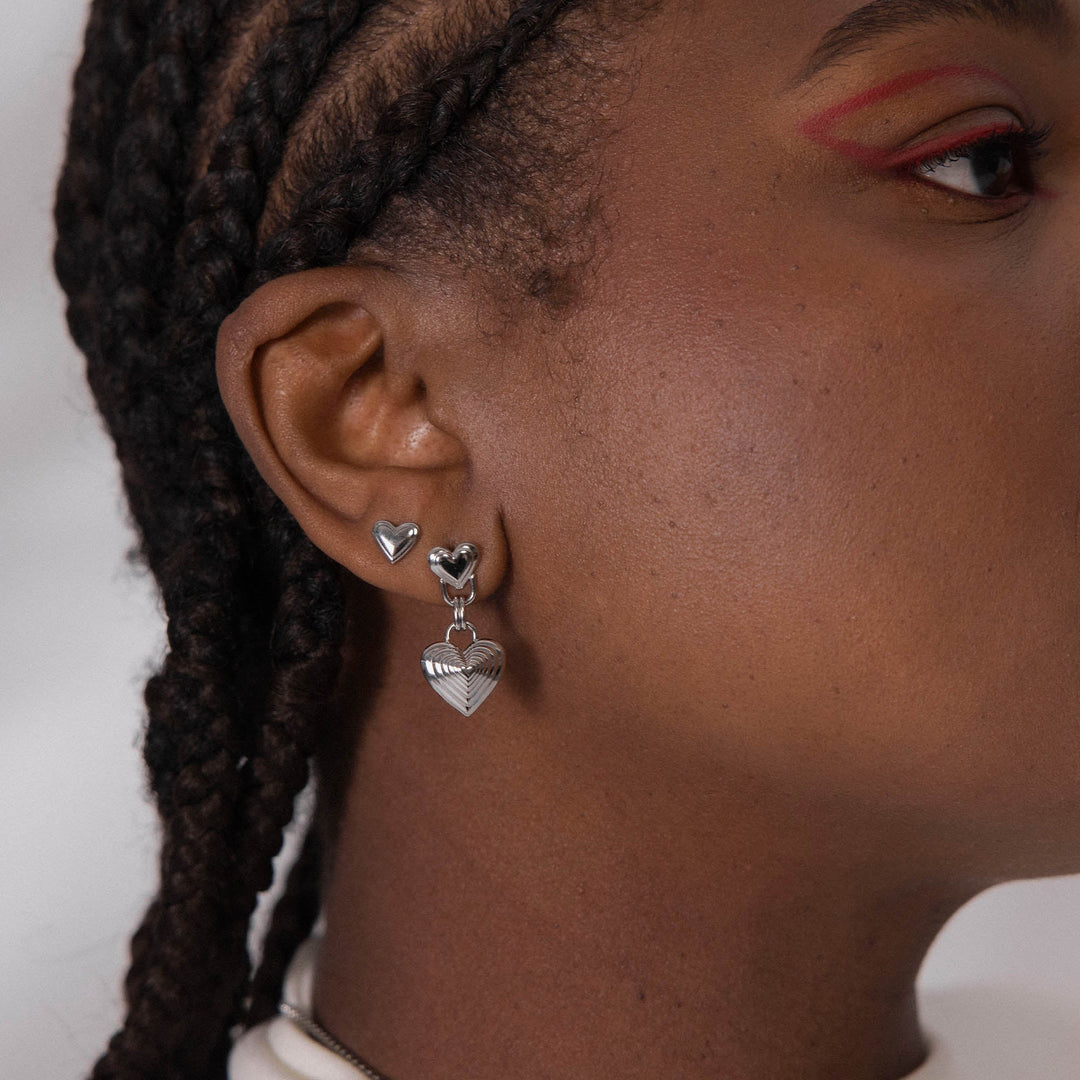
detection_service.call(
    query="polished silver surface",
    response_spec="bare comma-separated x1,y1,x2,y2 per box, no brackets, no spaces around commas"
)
440,579,476,607
424,541,503,714
427,542,478,590
371,520,419,564
451,595,469,631
421,630,504,717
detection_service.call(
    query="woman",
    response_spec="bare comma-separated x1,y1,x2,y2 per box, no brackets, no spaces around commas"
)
54,0,1080,1077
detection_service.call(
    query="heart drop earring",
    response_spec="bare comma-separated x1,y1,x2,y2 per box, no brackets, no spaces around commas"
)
422,543,504,716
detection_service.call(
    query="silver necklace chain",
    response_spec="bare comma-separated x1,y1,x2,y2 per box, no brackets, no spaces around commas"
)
278,1001,393,1080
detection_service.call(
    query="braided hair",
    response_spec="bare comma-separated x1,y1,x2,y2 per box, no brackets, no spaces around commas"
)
54,1,656,1077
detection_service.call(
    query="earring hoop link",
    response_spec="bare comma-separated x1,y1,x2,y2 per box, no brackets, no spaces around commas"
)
445,622,479,644
440,579,475,607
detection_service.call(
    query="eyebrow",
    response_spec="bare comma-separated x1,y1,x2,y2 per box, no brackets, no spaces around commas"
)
796,0,1070,83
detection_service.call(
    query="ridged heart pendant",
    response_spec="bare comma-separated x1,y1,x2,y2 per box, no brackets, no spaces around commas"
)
421,636,504,716
372,520,419,563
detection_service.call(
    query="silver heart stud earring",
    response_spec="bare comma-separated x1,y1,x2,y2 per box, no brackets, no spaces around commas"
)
421,543,504,716
372,520,420,564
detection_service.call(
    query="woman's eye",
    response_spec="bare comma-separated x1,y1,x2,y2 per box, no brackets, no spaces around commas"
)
907,127,1050,200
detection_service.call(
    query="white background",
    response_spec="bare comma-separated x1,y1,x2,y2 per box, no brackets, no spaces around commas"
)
2,4,1078,1079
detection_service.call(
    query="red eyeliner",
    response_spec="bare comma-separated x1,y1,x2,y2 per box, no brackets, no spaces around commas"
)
882,122,1019,169
798,64,1028,167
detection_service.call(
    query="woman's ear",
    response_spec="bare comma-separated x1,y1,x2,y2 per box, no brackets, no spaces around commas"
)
215,265,505,600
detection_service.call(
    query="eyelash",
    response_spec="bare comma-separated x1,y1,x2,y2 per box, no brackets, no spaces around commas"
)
897,122,1053,199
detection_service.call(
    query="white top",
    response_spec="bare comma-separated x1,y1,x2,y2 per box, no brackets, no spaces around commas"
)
229,940,1080,1080
231,939,366,1080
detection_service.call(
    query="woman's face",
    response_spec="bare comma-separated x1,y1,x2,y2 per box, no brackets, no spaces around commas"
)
443,0,1080,874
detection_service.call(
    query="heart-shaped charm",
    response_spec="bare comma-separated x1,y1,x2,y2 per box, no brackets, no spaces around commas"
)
428,543,478,590
372,520,419,564
421,636,503,716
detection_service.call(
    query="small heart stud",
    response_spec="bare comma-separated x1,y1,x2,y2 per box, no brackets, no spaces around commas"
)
372,520,420,564
428,543,478,590
421,636,504,716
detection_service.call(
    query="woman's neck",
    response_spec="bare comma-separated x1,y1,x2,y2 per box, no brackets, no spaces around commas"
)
313,607,980,1080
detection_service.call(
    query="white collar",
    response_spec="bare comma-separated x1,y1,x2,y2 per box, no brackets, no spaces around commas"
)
230,938,368,1080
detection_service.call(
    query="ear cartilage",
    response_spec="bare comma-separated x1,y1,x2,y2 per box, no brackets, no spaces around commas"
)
421,544,504,716
372,520,420,563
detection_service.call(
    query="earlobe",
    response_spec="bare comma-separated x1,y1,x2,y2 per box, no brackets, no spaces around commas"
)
214,265,502,601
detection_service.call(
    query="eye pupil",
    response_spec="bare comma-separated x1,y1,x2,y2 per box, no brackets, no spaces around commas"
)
972,140,1015,197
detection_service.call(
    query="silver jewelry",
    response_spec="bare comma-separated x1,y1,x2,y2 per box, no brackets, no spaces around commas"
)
278,1001,391,1079
372,520,419,564
421,543,504,716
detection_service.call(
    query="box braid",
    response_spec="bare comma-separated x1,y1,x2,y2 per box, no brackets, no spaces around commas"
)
55,0,650,1077
253,0,575,281
54,0,159,354
58,7,276,1080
